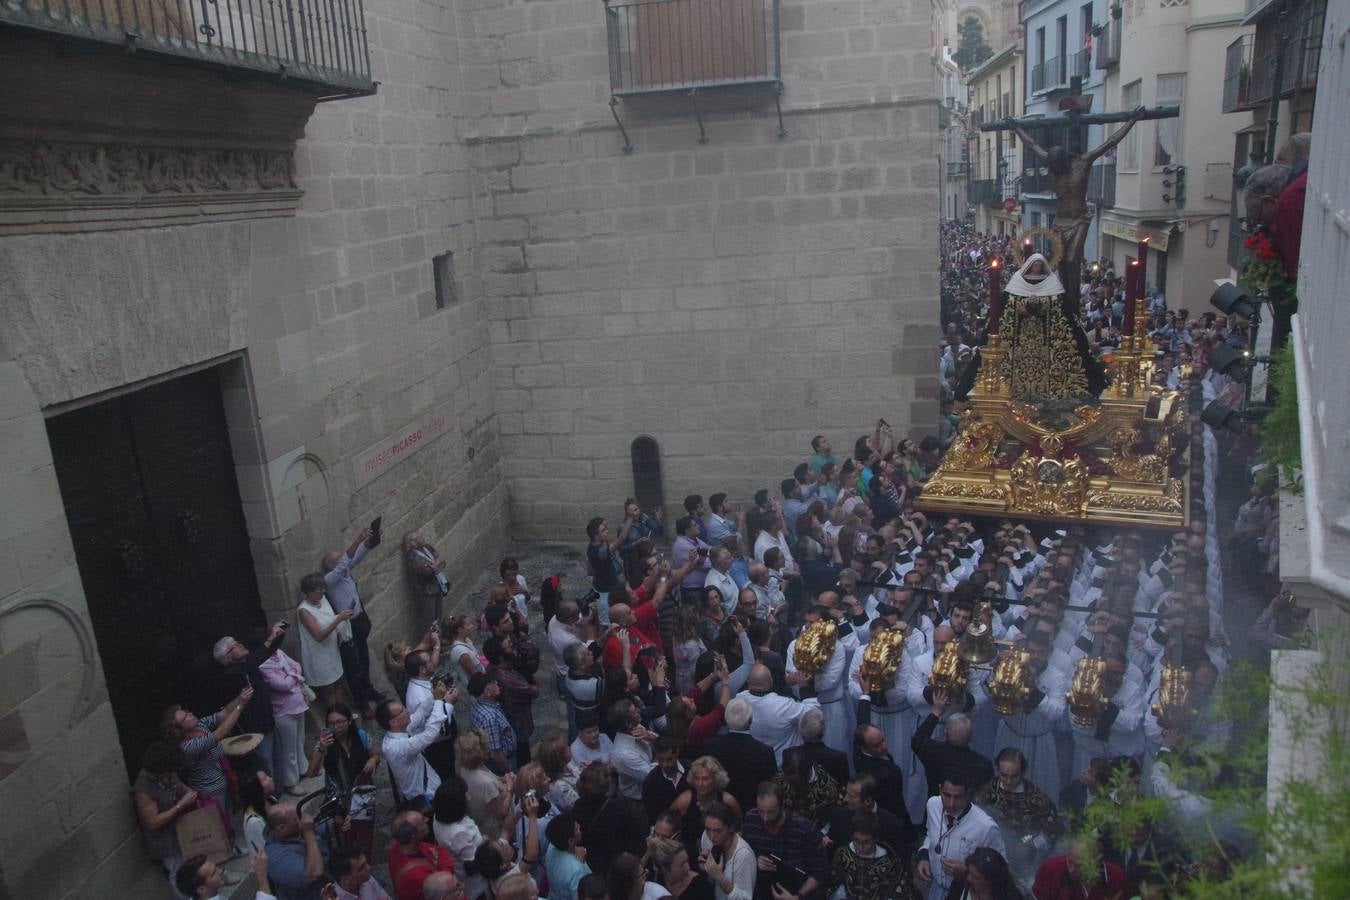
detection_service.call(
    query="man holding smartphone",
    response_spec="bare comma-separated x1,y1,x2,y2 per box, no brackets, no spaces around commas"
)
323,522,383,716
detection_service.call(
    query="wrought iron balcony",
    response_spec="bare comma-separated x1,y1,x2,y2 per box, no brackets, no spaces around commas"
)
1033,50,1091,95
1095,18,1121,70
604,0,782,95
969,179,999,206
1223,34,1255,112
947,161,970,177
1030,57,1055,94
0,0,374,97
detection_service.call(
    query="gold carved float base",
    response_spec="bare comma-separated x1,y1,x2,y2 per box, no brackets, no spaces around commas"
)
918,331,1190,529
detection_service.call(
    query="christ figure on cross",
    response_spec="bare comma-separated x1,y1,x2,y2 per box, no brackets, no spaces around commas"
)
1011,105,1146,291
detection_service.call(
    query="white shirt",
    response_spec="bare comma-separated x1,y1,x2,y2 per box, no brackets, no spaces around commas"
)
570,734,613,768
548,616,586,679
406,677,454,745
737,690,820,762
611,732,655,800
920,797,1004,900
699,833,757,900
753,531,795,569
382,695,449,800
705,567,741,615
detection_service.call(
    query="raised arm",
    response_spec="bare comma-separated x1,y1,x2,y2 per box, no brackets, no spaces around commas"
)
1085,106,1146,164
1012,124,1051,162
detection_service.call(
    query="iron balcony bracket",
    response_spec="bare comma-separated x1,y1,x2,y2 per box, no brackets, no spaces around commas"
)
609,96,635,154
689,89,709,144
774,81,787,139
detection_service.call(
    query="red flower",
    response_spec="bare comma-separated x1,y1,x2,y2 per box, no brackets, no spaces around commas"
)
1243,233,1279,262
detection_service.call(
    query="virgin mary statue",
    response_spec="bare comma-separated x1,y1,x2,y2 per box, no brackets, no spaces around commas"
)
995,253,1107,400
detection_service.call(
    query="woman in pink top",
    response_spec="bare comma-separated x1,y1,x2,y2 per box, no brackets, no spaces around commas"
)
258,639,311,794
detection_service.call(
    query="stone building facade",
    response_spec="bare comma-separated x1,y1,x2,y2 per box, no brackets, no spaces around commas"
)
0,0,943,894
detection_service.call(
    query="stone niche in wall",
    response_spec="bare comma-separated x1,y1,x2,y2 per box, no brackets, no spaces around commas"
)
0,34,329,235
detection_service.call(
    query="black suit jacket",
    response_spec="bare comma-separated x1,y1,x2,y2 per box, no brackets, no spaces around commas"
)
800,740,850,790
910,713,994,800
642,766,688,824
853,750,907,822
704,731,778,813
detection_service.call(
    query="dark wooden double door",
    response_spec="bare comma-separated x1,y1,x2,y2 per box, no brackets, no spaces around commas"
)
47,366,265,775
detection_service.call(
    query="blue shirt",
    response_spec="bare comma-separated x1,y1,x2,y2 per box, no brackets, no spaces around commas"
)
729,556,751,590
469,700,517,768
619,514,664,553
545,840,592,900
265,827,331,900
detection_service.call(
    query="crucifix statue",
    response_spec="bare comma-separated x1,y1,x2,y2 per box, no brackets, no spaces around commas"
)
980,82,1179,305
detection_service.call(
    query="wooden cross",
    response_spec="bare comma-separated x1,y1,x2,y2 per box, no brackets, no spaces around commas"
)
979,79,1179,303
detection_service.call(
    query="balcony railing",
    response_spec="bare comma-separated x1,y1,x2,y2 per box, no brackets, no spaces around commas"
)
604,0,782,95
0,0,373,96
1096,19,1121,70
1228,3,1325,110
970,179,999,206
1030,57,1056,93
1069,48,1091,82
947,161,970,177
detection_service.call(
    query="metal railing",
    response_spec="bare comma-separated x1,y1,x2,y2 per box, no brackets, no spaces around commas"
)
1242,6,1324,109
1096,17,1121,70
1223,35,1254,112
0,0,373,95
1069,48,1091,82
947,161,970,177
604,0,781,95
970,179,999,206
1030,57,1054,93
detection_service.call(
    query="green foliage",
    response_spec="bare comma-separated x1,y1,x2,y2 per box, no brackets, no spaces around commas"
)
1070,660,1350,898
954,16,994,71
1261,339,1302,487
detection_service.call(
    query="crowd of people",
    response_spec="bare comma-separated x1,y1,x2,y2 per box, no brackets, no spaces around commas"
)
132,408,1287,900
129,141,1320,900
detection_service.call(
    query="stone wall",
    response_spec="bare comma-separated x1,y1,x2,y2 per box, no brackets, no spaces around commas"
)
0,0,943,893
0,0,504,894
459,0,944,539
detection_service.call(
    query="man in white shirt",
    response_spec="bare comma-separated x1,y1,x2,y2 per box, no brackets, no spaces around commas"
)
547,601,591,681
570,712,614,768
915,774,1005,900
1070,651,1146,773
377,682,453,804
607,698,656,800
177,849,276,900
404,644,456,779
738,664,820,762
704,547,741,616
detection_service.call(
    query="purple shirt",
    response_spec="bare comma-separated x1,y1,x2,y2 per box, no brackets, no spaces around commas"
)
672,535,711,590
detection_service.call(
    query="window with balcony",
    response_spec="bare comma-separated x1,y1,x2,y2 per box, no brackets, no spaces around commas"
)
1154,74,1185,167
1120,80,1142,172
0,0,373,96
604,0,781,94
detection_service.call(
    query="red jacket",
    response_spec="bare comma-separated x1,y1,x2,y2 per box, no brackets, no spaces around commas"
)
1031,855,1130,900
388,841,455,900
1270,171,1306,278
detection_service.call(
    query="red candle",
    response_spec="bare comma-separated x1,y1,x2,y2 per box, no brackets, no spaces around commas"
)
988,258,1004,334
1124,260,1139,335
1136,236,1150,299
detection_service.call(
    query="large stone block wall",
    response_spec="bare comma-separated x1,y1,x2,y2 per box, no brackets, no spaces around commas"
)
0,0,506,895
459,0,944,539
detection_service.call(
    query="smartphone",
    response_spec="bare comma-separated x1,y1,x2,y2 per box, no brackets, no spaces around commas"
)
368,516,383,548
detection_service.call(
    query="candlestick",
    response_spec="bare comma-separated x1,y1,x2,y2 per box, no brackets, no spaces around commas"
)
1124,260,1139,338
988,259,1004,335
1136,236,1150,301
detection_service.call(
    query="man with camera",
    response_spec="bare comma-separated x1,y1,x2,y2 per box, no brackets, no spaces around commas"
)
404,634,458,780
323,523,383,717
377,678,456,805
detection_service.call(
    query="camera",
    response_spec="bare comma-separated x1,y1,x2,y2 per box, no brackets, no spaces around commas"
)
431,673,449,688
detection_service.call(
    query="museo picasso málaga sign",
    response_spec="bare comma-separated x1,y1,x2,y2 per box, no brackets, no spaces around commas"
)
352,406,451,489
